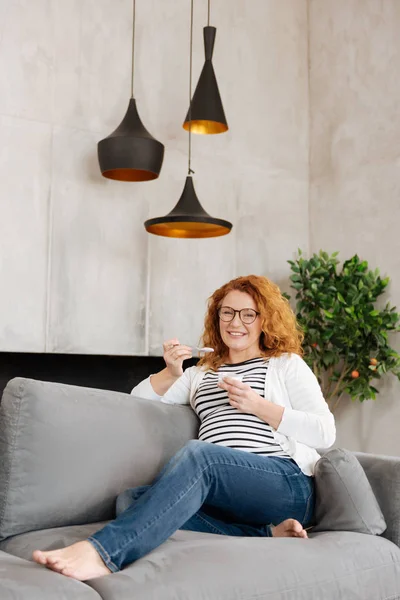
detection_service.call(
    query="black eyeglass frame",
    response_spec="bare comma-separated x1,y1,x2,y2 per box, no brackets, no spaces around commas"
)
217,306,260,324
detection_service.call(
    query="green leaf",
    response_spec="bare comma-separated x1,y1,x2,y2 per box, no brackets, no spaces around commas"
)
322,351,336,367
323,310,334,319
321,329,334,340
290,274,302,283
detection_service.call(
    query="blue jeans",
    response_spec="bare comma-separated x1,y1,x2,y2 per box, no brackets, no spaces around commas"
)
88,440,314,572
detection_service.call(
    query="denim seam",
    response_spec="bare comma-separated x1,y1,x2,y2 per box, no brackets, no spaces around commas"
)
194,512,228,535
300,488,314,526
88,536,119,572
111,458,304,560
198,458,303,478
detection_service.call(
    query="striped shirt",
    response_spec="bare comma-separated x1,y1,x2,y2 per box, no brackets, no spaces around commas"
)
194,357,290,457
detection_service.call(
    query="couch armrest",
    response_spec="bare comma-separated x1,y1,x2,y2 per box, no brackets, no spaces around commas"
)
355,452,400,547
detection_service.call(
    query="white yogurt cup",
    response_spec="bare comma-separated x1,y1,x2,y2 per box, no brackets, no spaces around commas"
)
218,373,243,383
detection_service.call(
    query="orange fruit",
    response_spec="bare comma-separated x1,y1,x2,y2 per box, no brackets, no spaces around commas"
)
370,358,378,365
351,370,359,378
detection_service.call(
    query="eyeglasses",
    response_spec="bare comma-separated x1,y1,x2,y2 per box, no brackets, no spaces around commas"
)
218,306,260,324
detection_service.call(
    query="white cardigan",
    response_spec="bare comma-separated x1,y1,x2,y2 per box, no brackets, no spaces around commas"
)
131,353,336,476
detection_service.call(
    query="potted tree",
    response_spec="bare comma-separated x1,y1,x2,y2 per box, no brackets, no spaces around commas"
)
284,250,400,412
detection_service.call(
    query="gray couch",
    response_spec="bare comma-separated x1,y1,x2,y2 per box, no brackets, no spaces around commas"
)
1,377,400,600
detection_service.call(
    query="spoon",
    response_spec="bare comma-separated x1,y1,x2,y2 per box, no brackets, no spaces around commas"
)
171,344,214,354
193,347,214,354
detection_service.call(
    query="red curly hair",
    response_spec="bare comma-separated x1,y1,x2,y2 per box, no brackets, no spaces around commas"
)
198,275,304,370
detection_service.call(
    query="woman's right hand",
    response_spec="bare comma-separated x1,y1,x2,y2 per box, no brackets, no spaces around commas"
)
163,338,193,378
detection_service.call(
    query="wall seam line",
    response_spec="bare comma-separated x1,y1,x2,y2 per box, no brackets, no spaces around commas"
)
44,127,54,353
306,0,312,257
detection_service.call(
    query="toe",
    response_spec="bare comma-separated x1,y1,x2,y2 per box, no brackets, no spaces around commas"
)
32,550,47,565
46,558,65,573
292,520,303,532
295,528,308,538
285,519,303,533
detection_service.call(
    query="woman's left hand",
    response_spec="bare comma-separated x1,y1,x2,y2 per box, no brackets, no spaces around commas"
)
218,377,285,428
218,377,263,414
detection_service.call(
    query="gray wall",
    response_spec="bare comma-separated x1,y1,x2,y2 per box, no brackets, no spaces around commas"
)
309,0,400,454
1,0,399,454
0,0,309,355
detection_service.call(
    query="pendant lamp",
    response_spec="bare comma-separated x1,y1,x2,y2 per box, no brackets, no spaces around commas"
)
183,0,228,134
97,0,164,181
144,0,232,239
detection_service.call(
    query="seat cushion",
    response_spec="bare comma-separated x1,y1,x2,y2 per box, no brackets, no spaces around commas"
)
2,524,400,600
0,549,100,600
0,522,105,560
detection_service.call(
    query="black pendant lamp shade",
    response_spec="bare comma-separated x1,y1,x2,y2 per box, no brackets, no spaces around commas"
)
144,176,231,238
144,0,232,239
98,99,164,181
183,26,228,135
97,0,164,182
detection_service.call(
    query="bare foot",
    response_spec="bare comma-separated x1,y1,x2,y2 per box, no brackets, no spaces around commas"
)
32,541,112,581
271,518,308,538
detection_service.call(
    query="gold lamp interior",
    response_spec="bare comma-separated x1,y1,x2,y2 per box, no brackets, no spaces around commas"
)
145,221,231,238
101,168,159,182
183,120,228,135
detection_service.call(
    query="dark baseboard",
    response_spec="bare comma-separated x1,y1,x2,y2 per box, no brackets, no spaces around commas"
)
0,352,199,399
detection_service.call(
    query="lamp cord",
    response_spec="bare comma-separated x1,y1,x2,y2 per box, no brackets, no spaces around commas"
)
131,0,136,98
188,0,194,175
208,0,210,26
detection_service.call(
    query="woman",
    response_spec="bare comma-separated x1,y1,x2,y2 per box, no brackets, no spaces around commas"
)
33,275,335,580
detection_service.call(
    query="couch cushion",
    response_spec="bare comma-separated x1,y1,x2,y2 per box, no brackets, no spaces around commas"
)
2,524,400,600
0,378,199,541
313,448,386,534
87,532,400,600
0,549,100,600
